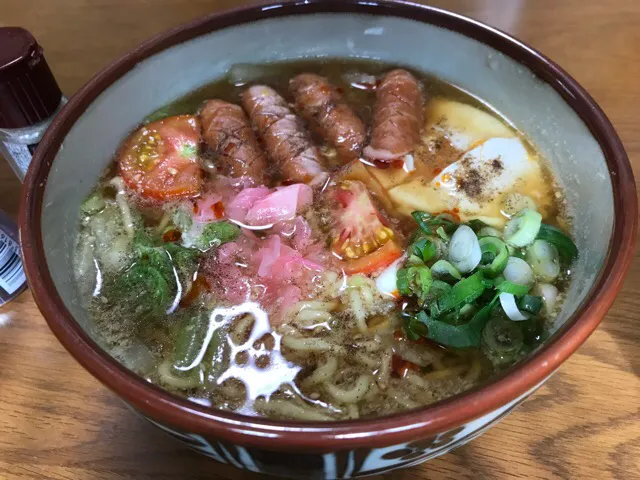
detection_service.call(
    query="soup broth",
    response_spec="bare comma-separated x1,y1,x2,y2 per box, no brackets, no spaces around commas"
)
73,59,575,421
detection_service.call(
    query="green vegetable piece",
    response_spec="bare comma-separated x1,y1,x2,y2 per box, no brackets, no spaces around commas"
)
411,237,437,263
198,221,240,251
495,279,531,296
478,226,502,238
503,208,542,247
431,272,486,318
397,265,433,302
482,316,524,358
81,191,106,215
119,263,171,319
536,223,578,264
517,294,543,315
172,310,212,371
431,259,462,283
526,239,560,282
404,314,429,340
436,226,450,241
467,219,489,233
411,211,458,235
478,236,509,277
415,298,497,348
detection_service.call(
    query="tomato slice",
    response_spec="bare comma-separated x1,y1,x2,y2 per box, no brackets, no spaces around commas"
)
329,179,403,275
341,239,403,275
118,115,203,200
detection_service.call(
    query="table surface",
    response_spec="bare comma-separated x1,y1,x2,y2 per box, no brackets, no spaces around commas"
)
1,1,639,479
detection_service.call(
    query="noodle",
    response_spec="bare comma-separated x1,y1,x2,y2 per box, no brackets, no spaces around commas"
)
422,365,469,381
157,361,202,389
349,289,368,333
108,177,135,239
282,335,346,354
255,398,335,421
303,357,338,387
376,348,392,390
325,375,372,404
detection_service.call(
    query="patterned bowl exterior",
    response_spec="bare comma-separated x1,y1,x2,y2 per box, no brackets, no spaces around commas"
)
132,379,544,478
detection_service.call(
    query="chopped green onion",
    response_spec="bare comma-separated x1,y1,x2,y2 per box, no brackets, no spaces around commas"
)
431,260,462,283
495,279,531,296
448,225,481,273
526,239,560,282
411,237,437,263
397,265,433,302
436,226,450,241
518,295,543,315
411,211,458,235
531,283,559,315
431,272,486,317
503,208,542,247
503,256,535,286
478,226,503,238
482,316,524,357
81,191,106,215
404,314,429,340
478,236,509,277
417,297,497,348
536,223,578,263
499,292,529,321
467,219,489,232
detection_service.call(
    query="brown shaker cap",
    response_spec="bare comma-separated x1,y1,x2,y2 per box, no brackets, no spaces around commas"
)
0,27,62,129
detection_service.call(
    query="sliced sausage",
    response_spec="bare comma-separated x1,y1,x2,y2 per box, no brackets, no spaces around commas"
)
289,73,366,162
242,85,328,187
200,99,268,185
363,69,423,163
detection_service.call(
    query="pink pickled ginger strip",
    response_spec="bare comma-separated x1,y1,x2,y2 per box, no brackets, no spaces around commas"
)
245,184,313,227
226,186,270,223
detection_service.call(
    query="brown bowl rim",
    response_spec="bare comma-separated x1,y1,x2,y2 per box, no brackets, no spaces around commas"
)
19,0,637,452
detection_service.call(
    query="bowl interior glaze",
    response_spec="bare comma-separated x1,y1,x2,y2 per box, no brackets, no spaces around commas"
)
42,12,611,337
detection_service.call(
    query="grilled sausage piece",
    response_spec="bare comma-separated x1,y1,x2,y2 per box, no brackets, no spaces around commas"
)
200,99,268,185
289,73,366,162
242,85,328,186
363,69,423,163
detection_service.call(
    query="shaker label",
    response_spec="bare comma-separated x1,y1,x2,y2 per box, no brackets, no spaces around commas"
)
0,229,26,295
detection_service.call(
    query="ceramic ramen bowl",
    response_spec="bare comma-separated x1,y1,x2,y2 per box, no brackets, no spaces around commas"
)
19,1,636,478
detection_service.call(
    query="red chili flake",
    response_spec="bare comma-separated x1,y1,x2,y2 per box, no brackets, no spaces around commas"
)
391,355,420,378
193,203,200,214
162,229,182,243
213,201,225,219
224,142,236,154
433,167,443,175
393,329,404,342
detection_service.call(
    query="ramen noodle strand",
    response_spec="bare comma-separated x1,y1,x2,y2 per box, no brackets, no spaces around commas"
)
157,360,202,389
302,357,338,387
255,398,335,421
377,347,392,391
109,177,135,239
282,335,346,353
349,289,368,333
325,375,372,404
